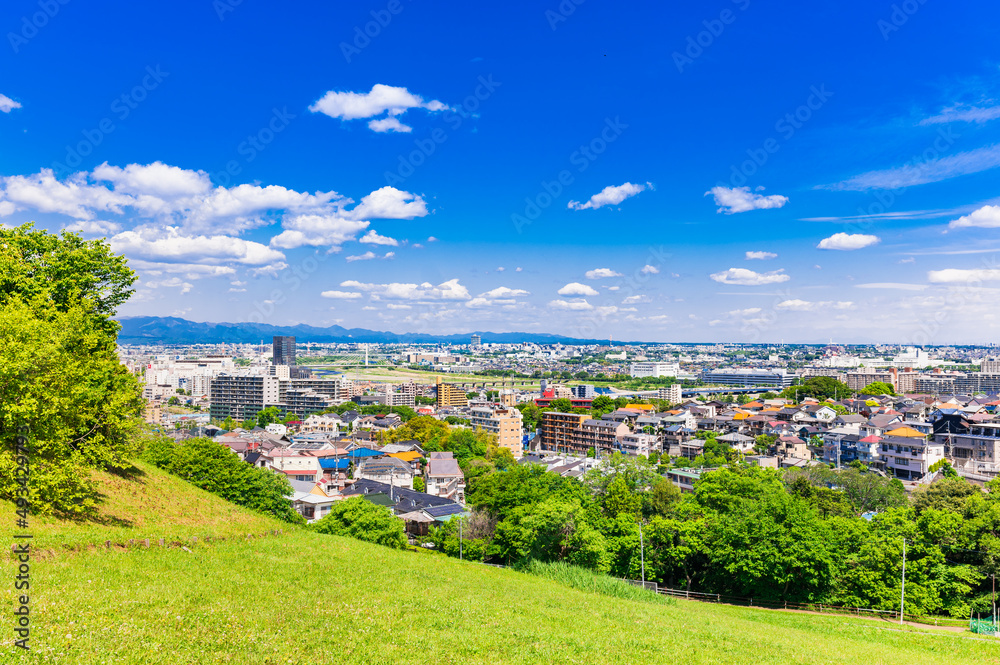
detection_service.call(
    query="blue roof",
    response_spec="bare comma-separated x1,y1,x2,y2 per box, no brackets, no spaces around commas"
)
319,458,351,470
347,447,383,459
424,504,467,519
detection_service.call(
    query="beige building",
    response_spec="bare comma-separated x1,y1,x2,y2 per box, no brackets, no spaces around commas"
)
435,377,468,407
469,405,524,457
982,359,1000,374
846,368,897,392
657,384,683,403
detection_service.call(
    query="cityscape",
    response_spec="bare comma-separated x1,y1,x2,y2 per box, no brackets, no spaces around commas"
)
3,0,1000,662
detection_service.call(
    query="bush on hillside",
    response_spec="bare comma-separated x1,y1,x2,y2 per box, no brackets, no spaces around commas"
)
310,496,406,549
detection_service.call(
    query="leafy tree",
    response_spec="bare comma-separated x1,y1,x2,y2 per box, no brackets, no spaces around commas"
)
0,226,143,516
311,496,406,548
413,476,425,492
548,398,573,413
780,377,853,401
167,396,180,406
603,474,642,519
912,478,978,515
644,477,682,518
860,381,895,396
255,406,282,428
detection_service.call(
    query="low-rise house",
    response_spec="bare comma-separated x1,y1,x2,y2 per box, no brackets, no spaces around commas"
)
355,456,415,489
426,452,466,504
618,432,658,457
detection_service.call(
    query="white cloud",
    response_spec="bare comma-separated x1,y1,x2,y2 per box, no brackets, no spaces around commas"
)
921,104,1000,125
385,303,412,310
427,236,438,242
346,251,376,262
309,84,449,133
130,260,236,279
340,278,471,301
347,186,428,220
817,233,880,250
558,282,599,296
585,268,622,279
0,94,22,113
709,268,790,285
548,298,593,311
64,220,122,235
622,295,650,304
776,299,854,311
568,181,650,211
948,204,1000,229
639,264,659,275
358,229,399,246
321,290,363,299
823,144,1000,191
480,286,529,298
927,268,1000,283
110,228,285,266
728,308,762,316
855,283,927,291
2,169,133,219
745,251,777,260
92,162,212,200
706,186,788,214
145,277,193,294
269,214,369,250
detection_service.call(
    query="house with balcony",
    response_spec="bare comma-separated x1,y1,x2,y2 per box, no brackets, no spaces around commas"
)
880,433,945,481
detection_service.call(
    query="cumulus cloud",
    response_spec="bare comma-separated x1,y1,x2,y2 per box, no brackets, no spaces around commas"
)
64,220,122,235
585,268,622,279
817,233,880,250
0,94,22,113
948,204,1000,229
709,268,790,285
622,295,650,304
110,228,285,266
358,229,399,246
345,251,376,262
855,282,927,291
706,186,788,214
145,277,193,294
568,181,651,211
340,278,471,301
558,282,599,296
927,268,1000,283
548,298,593,311
269,214,370,250
309,84,450,133
745,251,777,260
640,264,659,275
480,286,530,298
346,186,428,220
776,299,854,311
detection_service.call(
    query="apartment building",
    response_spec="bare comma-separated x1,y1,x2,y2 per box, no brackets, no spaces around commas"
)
619,432,658,457
578,419,629,456
209,374,281,421
469,405,524,457
538,412,588,452
435,377,468,407
630,362,680,378
700,369,795,387
846,368,897,392
946,422,1000,468
982,358,1000,374
571,384,595,399
657,384,683,403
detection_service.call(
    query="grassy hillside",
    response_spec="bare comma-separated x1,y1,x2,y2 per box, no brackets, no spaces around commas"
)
0,460,287,552
3,528,995,664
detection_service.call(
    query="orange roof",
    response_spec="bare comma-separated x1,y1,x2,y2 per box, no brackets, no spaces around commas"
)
625,404,655,412
387,451,422,462
885,426,925,438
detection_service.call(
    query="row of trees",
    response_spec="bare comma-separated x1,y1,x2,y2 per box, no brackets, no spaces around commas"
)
421,456,997,618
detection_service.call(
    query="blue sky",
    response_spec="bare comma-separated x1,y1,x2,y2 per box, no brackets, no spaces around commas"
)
3,0,1000,343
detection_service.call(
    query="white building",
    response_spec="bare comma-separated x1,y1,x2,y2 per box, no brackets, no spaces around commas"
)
630,362,680,378
657,384,682,403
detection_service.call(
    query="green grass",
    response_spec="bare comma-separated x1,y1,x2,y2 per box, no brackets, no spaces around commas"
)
2,530,998,664
522,559,666,605
0,461,287,553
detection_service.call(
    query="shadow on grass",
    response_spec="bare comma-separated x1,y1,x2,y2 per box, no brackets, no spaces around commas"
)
107,464,148,482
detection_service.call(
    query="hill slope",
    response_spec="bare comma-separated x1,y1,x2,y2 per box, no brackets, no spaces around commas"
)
2,466,992,663
0,461,286,552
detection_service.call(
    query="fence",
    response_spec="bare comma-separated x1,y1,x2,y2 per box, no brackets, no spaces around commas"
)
657,586,909,621
970,617,998,636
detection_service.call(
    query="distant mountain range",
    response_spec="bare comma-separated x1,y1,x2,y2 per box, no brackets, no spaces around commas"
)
114,316,614,345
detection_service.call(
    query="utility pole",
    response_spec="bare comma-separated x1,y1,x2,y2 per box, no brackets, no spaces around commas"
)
639,521,646,585
900,538,907,625
459,518,463,561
